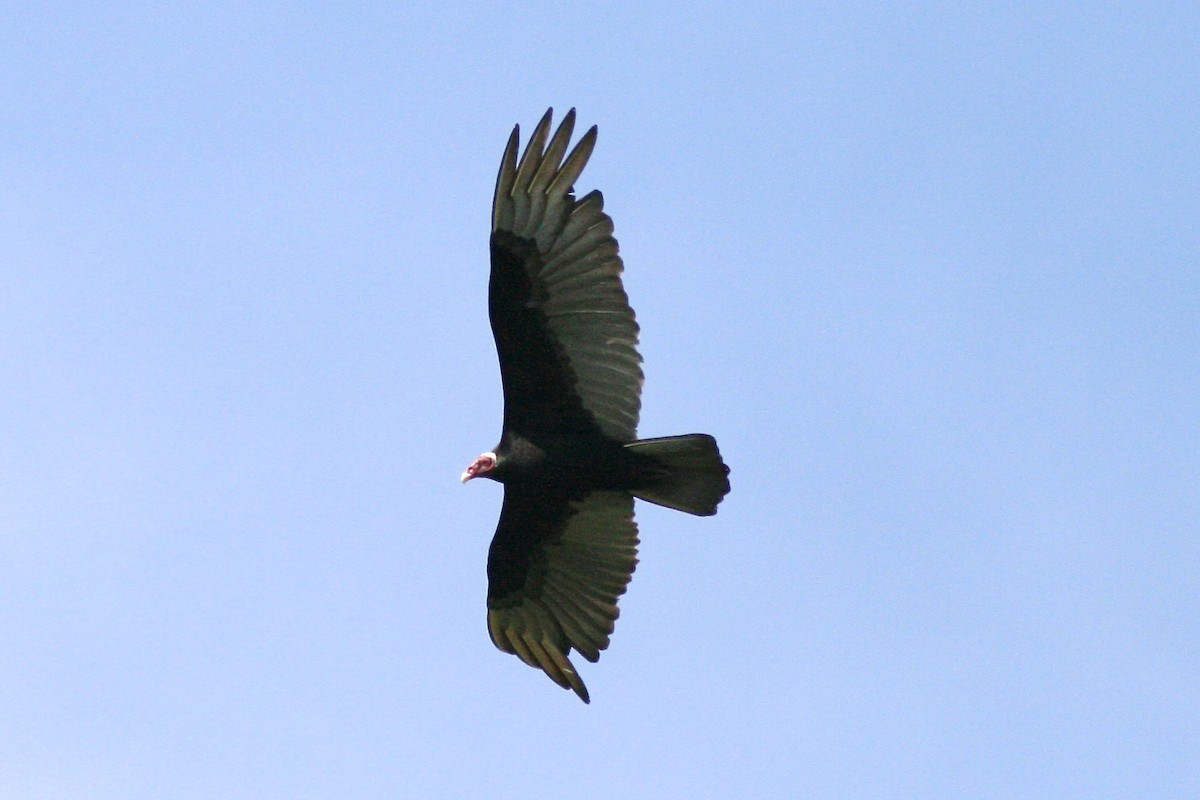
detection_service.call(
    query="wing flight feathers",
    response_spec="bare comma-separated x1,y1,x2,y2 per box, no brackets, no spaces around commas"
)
489,109,643,441
486,489,639,703
491,127,519,232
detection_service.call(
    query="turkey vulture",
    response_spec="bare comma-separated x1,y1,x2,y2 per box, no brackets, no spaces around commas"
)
461,108,730,703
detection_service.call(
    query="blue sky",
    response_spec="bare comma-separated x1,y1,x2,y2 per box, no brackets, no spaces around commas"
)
2,3,1197,798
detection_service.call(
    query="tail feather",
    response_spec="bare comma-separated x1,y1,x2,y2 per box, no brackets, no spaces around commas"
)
625,434,730,516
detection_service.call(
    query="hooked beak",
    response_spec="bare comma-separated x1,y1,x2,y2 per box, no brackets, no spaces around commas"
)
461,451,497,484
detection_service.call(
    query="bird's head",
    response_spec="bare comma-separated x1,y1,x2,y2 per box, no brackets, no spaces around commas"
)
460,451,498,483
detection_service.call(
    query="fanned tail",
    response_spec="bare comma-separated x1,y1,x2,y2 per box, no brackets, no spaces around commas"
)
625,434,730,516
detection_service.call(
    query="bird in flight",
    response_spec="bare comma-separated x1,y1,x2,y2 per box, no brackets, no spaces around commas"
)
462,109,730,702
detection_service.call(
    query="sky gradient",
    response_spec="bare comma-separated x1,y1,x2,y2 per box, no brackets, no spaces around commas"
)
3,3,1197,798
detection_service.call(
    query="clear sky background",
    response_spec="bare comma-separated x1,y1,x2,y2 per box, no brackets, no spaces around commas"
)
2,3,1197,798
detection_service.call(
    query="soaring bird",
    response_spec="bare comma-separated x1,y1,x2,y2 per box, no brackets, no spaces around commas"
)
461,109,730,702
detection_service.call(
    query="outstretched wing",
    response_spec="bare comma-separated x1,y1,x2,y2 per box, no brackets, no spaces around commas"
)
486,487,639,703
489,108,643,442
